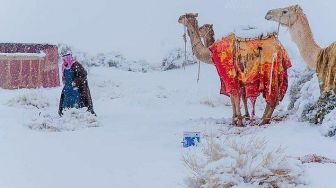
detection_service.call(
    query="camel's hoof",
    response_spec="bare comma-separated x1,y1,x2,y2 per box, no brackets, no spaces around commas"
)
236,119,244,127
258,120,270,126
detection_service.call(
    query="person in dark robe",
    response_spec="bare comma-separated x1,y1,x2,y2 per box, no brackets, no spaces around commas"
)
58,54,95,116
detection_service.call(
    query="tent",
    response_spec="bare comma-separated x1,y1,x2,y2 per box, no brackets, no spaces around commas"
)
0,43,60,89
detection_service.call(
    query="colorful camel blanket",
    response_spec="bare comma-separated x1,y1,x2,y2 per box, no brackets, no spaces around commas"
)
316,42,336,94
210,33,292,107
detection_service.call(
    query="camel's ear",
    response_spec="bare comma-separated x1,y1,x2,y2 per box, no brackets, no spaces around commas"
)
194,13,198,17
210,24,213,27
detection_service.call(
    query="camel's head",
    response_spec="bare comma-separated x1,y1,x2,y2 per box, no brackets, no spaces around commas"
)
265,4,303,27
199,24,214,37
178,13,198,26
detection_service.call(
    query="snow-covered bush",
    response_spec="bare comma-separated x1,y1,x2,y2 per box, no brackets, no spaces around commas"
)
27,108,99,132
161,48,198,71
7,91,50,109
58,44,201,72
319,107,336,137
89,52,151,72
285,68,336,124
302,91,336,124
287,71,319,119
58,43,152,72
286,67,336,137
287,69,315,111
183,136,305,188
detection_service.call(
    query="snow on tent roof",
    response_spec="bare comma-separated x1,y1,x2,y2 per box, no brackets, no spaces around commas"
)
0,52,46,57
0,43,57,54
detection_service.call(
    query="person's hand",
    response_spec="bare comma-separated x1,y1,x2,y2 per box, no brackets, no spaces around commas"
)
72,81,76,87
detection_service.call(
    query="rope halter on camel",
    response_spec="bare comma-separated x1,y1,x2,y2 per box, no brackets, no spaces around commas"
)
183,20,187,70
181,13,212,83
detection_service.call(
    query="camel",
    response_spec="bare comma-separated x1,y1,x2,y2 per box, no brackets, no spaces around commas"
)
265,5,336,94
178,13,246,126
178,13,291,126
199,24,252,118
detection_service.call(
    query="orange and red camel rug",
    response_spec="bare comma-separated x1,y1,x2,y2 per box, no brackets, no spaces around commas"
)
210,33,292,107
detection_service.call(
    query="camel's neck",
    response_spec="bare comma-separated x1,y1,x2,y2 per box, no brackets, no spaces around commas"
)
203,32,215,48
185,22,213,64
289,13,322,70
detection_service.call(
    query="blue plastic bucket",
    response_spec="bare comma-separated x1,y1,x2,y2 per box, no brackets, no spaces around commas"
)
183,132,201,148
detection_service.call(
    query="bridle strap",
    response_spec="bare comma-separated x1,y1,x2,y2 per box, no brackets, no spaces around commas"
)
277,13,284,37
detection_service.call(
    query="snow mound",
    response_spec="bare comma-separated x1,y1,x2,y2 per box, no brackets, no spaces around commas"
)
27,108,99,132
191,118,259,137
233,25,277,38
161,48,197,71
320,108,336,137
183,136,305,188
200,96,231,108
7,91,50,109
91,79,122,101
287,69,316,112
287,67,336,137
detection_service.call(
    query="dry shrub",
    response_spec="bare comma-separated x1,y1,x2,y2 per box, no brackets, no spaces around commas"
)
27,108,99,132
8,91,50,109
183,136,306,188
299,154,336,164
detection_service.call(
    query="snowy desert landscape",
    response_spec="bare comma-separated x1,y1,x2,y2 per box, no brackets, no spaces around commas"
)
0,0,336,188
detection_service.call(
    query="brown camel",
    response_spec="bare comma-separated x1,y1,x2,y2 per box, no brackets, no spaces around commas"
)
178,13,245,126
178,13,289,126
199,24,253,119
265,5,336,94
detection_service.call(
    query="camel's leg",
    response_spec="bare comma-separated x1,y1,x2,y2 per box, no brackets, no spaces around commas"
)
230,95,237,125
233,95,243,127
249,99,257,125
250,98,257,118
242,89,250,120
261,103,270,120
259,103,276,126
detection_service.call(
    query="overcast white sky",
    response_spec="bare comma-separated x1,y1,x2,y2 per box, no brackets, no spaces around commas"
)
0,0,334,63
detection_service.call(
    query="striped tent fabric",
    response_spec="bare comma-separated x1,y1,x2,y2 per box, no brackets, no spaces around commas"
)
0,43,60,89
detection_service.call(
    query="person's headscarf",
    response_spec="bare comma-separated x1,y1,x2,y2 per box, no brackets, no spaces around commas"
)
62,54,76,73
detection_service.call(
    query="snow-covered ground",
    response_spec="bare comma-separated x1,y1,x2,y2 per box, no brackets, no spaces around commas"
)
0,1,336,187
0,63,335,187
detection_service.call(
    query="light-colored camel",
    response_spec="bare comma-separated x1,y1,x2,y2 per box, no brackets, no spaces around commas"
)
178,13,284,126
199,24,253,118
265,5,336,124
265,5,321,70
266,5,336,96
